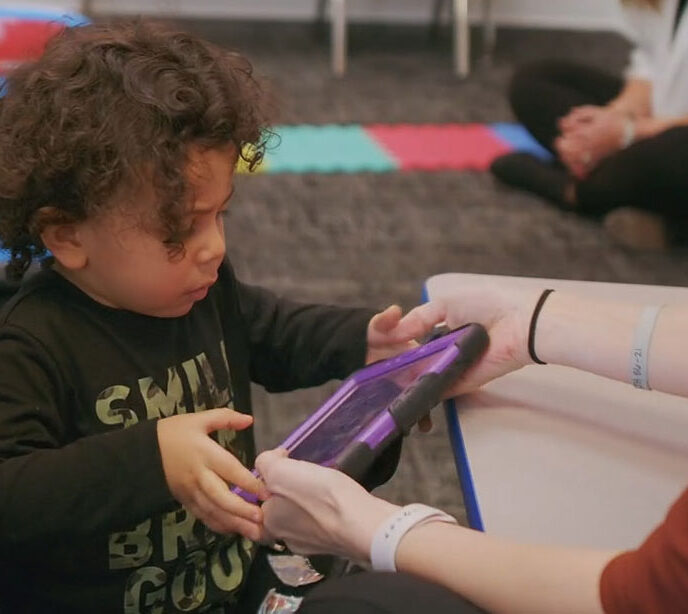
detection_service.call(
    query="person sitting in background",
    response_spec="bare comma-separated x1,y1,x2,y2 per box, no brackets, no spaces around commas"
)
491,0,688,251
257,284,688,613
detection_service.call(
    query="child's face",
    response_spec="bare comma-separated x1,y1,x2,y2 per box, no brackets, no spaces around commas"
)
64,145,236,318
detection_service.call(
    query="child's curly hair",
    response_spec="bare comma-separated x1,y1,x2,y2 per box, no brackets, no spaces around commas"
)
0,20,271,281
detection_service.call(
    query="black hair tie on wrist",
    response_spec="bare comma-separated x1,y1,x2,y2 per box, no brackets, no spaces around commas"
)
528,289,555,365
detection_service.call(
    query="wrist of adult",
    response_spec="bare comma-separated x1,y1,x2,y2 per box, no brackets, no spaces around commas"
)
533,293,644,374
347,497,401,563
634,117,668,141
369,503,457,571
527,290,565,366
520,288,554,366
607,100,646,120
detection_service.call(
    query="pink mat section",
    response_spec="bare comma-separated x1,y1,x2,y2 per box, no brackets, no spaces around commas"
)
366,123,512,171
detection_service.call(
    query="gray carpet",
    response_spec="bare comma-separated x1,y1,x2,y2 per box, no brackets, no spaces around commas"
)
175,19,688,522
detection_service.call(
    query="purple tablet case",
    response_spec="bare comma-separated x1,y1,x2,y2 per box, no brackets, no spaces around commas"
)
235,323,488,502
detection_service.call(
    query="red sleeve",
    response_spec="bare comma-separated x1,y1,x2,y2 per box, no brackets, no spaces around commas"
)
600,486,688,614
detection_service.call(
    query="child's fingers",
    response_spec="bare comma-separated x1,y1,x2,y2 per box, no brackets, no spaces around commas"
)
198,469,264,523
396,301,449,338
229,517,266,542
191,490,264,540
202,408,253,434
371,302,455,346
208,442,270,500
370,305,402,333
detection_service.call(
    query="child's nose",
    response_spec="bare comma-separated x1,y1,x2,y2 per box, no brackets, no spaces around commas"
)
197,225,226,264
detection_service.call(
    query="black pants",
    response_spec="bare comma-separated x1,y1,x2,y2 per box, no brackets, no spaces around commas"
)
300,571,486,614
510,60,688,223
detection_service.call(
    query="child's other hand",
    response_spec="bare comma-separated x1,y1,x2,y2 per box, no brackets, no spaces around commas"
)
365,304,439,364
157,408,269,541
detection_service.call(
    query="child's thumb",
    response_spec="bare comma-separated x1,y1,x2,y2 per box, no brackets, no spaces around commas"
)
202,408,253,433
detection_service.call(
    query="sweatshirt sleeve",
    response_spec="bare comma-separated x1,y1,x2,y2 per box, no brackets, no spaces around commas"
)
600,486,688,613
0,328,175,550
235,280,376,392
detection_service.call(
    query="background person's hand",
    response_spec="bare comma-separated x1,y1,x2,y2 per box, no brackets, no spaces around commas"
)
558,104,606,134
258,449,399,561
555,107,627,178
157,408,269,540
554,134,588,179
402,284,545,397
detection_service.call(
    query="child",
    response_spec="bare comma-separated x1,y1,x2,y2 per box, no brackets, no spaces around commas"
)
0,21,422,613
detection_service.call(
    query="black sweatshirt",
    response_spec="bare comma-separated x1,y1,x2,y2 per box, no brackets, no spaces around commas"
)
0,261,374,613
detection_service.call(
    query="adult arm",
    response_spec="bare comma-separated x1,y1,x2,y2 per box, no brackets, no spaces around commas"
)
258,450,616,614
608,78,652,119
535,292,688,397
395,521,613,614
402,285,688,399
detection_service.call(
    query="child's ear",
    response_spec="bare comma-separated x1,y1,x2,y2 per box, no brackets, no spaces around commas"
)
36,207,88,271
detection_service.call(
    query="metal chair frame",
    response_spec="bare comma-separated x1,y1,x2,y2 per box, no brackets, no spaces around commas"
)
80,1,494,77
317,0,496,77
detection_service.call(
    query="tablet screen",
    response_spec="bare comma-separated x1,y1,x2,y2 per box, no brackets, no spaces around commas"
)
287,349,445,466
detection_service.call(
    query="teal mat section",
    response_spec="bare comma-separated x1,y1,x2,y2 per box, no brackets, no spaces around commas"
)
265,124,397,173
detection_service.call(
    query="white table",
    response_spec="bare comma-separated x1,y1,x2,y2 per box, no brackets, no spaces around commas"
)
424,273,688,550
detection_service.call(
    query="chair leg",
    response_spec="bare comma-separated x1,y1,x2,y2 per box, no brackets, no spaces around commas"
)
453,0,470,77
316,0,328,23
331,0,347,76
313,0,328,40
482,0,497,55
430,0,449,35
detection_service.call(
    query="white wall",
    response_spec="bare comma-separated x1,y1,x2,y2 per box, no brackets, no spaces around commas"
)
13,0,625,32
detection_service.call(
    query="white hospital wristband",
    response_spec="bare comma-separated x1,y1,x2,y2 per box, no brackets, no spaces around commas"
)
630,305,663,390
370,504,457,572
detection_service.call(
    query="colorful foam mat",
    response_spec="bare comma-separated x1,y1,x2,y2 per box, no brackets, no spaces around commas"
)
238,122,551,174
0,122,551,263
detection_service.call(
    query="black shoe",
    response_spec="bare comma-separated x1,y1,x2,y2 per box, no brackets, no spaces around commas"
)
490,152,568,206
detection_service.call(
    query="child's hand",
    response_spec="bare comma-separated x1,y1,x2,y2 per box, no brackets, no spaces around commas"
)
157,408,269,541
365,304,435,364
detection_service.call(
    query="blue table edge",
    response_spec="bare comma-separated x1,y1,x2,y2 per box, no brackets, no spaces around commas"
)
421,280,485,531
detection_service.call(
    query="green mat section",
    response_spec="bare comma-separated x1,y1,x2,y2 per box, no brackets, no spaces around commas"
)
262,124,397,173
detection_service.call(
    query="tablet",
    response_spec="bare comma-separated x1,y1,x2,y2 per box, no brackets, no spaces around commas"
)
235,323,488,502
